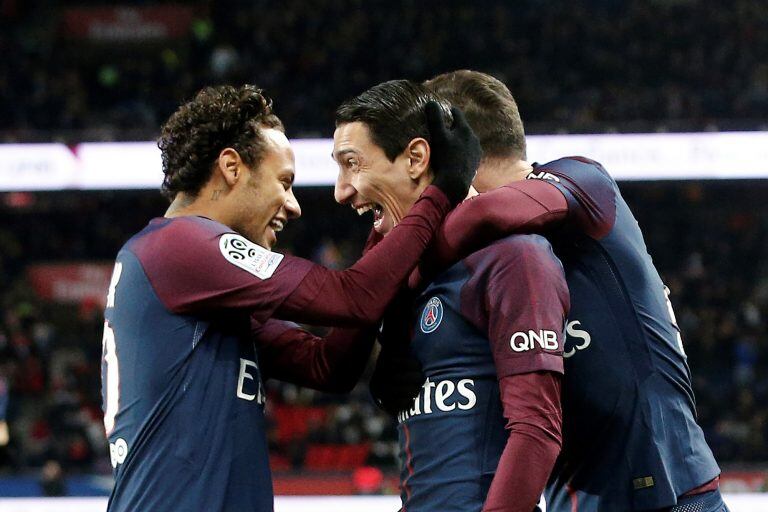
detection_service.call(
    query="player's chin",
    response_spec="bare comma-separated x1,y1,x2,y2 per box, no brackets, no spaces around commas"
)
255,228,276,250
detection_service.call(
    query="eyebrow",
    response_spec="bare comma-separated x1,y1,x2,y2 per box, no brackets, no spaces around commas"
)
332,148,358,161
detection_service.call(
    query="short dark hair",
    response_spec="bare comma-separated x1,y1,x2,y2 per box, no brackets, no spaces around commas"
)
335,80,451,162
157,84,284,200
425,70,526,160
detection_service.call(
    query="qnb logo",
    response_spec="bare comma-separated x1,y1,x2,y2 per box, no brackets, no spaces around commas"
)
526,170,561,182
420,297,444,334
563,320,591,358
109,438,128,469
510,330,559,352
397,378,476,423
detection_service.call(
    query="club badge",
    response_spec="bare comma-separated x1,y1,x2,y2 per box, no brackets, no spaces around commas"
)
420,297,444,334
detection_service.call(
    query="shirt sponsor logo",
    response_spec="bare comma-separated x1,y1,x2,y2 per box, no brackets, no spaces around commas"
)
526,170,561,182
397,377,477,423
219,233,283,280
420,297,443,334
563,320,591,358
510,329,559,352
237,358,266,404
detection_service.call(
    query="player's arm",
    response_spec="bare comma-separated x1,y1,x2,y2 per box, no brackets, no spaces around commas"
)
462,237,568,512
484,372,562,512
142,103,479,327
425,179,567,268
368,288,425,416
415,157,617,285
254,319,377,393
531,156,617,239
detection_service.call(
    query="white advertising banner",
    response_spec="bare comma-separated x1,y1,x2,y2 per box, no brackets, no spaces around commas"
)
0,144,80,190
1,132,767,191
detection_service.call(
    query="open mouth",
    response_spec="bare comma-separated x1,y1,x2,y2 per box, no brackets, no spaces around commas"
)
354,203,385,231
269,218,285,233
267,218,286,244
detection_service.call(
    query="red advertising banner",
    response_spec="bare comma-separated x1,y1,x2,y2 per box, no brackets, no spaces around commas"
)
720,471,768,492
26,263,114,307
61,5,194,41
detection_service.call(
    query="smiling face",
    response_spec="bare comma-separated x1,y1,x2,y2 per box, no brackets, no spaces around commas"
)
231,128,301,248
333,122,430,235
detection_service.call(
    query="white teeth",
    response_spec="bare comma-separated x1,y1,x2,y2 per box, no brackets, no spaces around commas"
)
355,204,373,216
269,219,285,232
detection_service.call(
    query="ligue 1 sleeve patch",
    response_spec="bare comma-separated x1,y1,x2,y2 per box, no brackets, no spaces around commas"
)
420,297,444,333
219,233,284,280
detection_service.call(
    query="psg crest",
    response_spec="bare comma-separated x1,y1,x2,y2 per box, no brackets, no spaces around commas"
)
420,297,444,334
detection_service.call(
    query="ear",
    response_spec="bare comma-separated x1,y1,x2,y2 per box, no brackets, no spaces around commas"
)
216,148,243,187
405,138,431,181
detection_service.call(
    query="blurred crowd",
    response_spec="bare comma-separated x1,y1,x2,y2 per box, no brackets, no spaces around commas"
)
0,180,766,480
2,0,768,142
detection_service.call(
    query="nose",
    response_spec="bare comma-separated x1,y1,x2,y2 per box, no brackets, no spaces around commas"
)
334,170,356,205
285,188,301,219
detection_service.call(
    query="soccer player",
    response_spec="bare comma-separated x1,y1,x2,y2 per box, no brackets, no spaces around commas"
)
100,84,478,512
405,70,728,511
333,80,570,512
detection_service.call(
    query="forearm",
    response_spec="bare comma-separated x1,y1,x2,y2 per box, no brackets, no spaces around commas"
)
428,180,567,272
483,372,562,512
257,320,377,393
276,186,450,326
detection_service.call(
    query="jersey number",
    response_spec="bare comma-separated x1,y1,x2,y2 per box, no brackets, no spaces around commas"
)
102,323,119,435
103,263,122,435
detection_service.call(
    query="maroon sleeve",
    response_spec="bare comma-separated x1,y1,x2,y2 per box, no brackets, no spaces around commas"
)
131,216,314,323
461,236,569,379
135,185,449,326
254,318,377,393
482,371,562,512
362,227,383,254
274,186,450,326
411,179,567,287
528,156,617,240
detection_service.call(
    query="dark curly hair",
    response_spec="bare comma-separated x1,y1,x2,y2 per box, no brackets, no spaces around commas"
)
157,85,284,200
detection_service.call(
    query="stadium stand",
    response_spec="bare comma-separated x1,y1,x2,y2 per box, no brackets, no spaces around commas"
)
1,0,767,143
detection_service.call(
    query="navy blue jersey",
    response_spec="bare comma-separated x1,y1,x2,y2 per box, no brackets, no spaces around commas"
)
528,158,721,511
397,234,568,512
101,216,313,512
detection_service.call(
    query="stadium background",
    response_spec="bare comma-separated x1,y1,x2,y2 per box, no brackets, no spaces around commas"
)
1,0,767,509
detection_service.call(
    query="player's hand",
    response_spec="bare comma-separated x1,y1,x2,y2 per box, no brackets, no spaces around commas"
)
426,101,481,206
370,343,425,417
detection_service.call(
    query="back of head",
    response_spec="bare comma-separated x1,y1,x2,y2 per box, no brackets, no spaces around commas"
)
425,70,526,161
335,79,451,161
157,85,284,201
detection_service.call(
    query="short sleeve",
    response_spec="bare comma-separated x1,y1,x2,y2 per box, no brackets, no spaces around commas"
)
527,156,617,239
461,235,569,379
129,217,314,323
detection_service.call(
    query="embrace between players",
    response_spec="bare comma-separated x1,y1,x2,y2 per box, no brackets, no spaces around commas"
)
101,71,728,512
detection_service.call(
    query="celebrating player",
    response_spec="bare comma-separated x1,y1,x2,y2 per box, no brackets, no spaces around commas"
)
100,84,478,512
333,80,569,512
404,70,726,511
